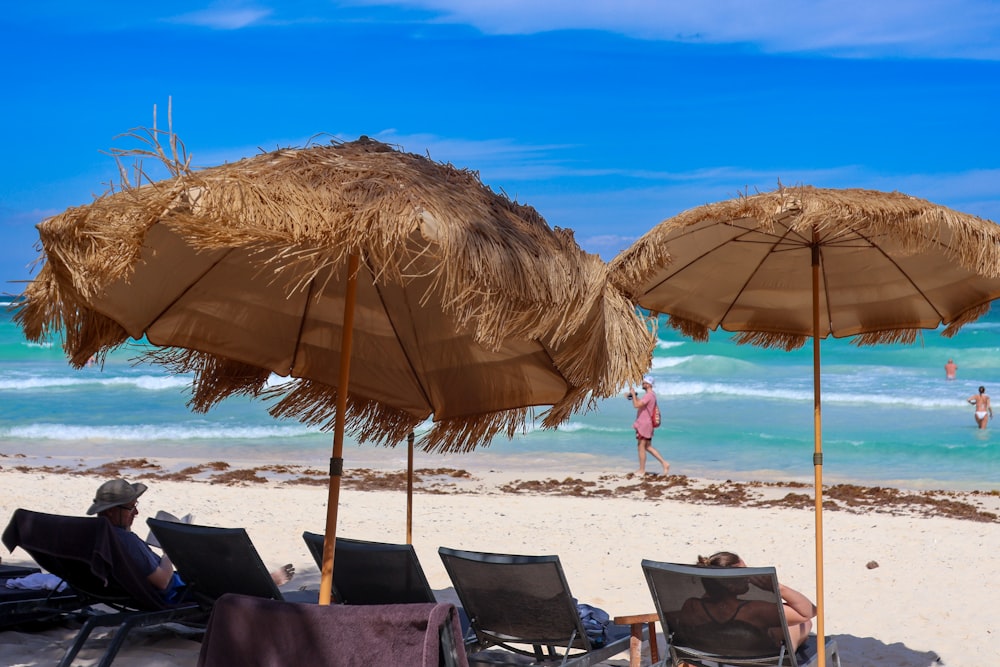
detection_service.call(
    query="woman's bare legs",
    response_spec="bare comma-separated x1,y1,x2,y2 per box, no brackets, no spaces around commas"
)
787,617,813,650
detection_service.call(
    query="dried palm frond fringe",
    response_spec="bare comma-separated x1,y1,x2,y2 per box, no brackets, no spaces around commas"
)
14,130,654,454
617,186,1000,281
610,184,1000,349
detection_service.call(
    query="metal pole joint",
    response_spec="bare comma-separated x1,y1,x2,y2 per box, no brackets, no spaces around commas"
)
330,456,344,477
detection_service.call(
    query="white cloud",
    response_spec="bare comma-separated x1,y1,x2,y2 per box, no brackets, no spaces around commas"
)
347,0,1000,59
371,131,571,169
172,6,272,30
142,130,1000,261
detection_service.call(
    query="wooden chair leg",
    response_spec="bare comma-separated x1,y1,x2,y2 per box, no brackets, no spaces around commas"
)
647,620,659,664
614,612,659,666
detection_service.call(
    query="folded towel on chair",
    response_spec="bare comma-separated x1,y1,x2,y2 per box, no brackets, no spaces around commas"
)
5,573,68,592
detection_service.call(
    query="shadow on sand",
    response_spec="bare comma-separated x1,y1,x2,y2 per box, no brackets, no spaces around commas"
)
634,633,945,667
824,634,943,667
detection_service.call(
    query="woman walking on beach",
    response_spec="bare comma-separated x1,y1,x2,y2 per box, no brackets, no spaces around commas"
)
628,375,669,476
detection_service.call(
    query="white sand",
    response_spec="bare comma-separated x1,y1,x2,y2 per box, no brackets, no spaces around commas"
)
1,460,997,666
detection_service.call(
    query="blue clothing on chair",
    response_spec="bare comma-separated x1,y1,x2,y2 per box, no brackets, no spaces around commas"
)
114,527,186,602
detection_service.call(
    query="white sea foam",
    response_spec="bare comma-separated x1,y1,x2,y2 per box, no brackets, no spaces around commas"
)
0,374,191,391
649,380,963,410
555,422,620,434
650,355,696,369
650,354,758,373
4,422,313,441
652,380,806,401
105,375,193,391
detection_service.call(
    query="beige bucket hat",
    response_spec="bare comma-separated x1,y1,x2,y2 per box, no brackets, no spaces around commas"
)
86,478,148,515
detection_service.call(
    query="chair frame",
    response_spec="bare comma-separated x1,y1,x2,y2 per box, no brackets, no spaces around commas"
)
642,559,840,667
0,581,86,631
302,532,435,605
146,518,284,606
2,509,203,667
439,546,643,667
1,562,83,629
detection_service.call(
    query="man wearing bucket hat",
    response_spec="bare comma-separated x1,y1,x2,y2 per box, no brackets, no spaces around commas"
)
626,375,669,476
87,478,182,598
88,478,294,600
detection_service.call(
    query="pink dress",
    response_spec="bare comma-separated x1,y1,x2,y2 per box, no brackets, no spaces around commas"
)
633,391,657,440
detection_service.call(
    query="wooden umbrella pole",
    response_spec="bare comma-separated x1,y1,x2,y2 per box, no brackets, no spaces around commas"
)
407,431,414,544
811,235,826,667
319,252,360,606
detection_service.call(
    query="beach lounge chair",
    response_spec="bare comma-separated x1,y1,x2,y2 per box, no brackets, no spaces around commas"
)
196,593,469,667
1,509,204,667
439,546,647,667
146,518,291,605
0,563,42,577
302,531,436,604
642,559,841,667
0,562,85,630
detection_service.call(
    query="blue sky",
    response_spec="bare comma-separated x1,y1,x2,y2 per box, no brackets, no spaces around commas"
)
2,1,999,290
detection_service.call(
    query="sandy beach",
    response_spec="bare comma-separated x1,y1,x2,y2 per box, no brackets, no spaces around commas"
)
1,453,997,666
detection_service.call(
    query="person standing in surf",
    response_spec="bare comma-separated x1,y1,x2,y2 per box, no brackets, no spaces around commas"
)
628,375,669,476
967,386,993,430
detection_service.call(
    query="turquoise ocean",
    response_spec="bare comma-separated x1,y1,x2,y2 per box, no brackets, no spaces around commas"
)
1,304,997,492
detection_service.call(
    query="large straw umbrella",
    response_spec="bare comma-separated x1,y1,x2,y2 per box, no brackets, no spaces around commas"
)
16,134,654,605
609,185,1000,666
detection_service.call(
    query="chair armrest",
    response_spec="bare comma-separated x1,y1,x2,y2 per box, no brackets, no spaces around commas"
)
613,612,659,625
613,612,660,667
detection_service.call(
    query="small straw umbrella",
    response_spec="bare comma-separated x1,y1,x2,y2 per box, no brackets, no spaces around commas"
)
609,185,1000,666
16,132,654,604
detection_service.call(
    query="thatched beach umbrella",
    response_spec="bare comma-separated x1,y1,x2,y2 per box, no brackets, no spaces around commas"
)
609,185,1000,666
16,134,654,604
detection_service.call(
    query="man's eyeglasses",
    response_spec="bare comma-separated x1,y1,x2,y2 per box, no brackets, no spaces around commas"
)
118,503,139,514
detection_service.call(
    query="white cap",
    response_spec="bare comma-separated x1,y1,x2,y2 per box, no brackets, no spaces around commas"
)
642,375,654,386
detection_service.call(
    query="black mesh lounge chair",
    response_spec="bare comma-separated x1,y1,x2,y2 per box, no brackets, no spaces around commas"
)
1,509,204,667
0,562,86,630
302,532,436,605
196,593,469,667
146,518,287,606
438,546,644,667
642,559,841,667
0,563,41,577
0,571,84,631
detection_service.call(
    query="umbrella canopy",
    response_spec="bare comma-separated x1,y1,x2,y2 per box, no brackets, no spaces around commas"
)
16,134,654,603
609,185,1000,666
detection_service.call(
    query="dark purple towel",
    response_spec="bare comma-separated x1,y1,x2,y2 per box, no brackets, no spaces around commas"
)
197,594,469,667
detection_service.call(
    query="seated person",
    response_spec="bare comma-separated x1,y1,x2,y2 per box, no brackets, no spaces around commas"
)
87,478,294,601
678,551,816,653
